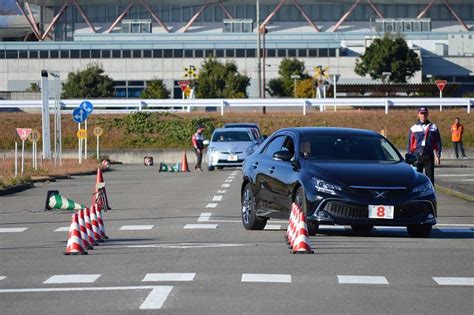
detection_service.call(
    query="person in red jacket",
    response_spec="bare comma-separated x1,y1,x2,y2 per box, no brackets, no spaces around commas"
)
192,125,205,171
451,117,468,159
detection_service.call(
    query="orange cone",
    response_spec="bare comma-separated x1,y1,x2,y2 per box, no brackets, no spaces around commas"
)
95,205,108,240
90,205,103,242
77,209,93,250
84,207,98,246
286,203,298,244
64,213,88,255
92,168,111,210
180,150,190,172
291,211,314,254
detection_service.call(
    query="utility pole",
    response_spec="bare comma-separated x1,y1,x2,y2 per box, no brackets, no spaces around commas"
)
256,0,261,100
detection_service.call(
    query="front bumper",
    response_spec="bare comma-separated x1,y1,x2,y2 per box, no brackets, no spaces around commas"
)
208,151,246,167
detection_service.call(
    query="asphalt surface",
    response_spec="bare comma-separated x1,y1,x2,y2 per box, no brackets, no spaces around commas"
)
436,159,474,197
0,164,473,314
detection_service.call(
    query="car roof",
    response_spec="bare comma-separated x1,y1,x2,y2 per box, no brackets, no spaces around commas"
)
213,127,254,133
224,123,260,129
277,127,379,137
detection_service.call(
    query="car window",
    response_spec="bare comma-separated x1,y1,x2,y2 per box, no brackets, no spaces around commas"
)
263,135,286,157
212,131,251,142
282,136,295,159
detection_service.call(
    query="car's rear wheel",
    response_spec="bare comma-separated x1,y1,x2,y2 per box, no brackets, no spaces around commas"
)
241,183,267,230
207,165,215,171
351,225,374,235
407,225,432,238
295,187,318,236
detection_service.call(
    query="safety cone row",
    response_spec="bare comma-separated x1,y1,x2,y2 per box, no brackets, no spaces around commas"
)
64,213,88,255
287,203,314,254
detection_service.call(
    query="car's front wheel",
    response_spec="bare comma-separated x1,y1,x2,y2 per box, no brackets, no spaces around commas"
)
241,183,267,230
407,224,432,238
295,187,318,236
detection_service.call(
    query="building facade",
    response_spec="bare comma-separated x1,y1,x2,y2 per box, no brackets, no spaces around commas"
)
1,0,473,98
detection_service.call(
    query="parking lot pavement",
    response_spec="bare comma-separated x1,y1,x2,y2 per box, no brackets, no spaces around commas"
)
436,159,474,197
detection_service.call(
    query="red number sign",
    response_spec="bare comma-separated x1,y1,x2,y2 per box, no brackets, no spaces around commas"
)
16,128,32,141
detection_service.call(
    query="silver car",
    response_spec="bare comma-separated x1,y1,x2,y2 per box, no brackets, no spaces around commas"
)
207,127,258,171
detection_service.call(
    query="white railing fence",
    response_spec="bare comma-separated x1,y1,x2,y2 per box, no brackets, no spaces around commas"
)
0,98,471,115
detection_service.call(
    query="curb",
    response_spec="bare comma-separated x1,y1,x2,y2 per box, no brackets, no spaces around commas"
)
0,183,34,196
436,184,474,203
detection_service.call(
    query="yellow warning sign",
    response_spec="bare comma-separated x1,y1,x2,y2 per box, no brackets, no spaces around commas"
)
77,129,87,140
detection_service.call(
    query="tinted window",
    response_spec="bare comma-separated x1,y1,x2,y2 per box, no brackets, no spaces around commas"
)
122,50,131,58
263,135,286,157
143,50,152,58
212,131,252,142
112,50,121,58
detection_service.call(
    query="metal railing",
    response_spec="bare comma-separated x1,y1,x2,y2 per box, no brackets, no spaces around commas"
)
0,98,471,115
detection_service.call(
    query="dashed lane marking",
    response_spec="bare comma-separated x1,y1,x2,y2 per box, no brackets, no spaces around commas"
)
337,276,389,285
140,286,173,310
0,228,28,233
212,195,223,201
225,179,233,183
142,273,196,282
433,277,474,286
54,227,69,232
128,243,244,249
197,213,212,222
217,190,226,194
119,225,154,230
206,203,218,208
222,184,230,188
264,225,282,230
183,224,218,229
44,274,101,284
241,274,292,283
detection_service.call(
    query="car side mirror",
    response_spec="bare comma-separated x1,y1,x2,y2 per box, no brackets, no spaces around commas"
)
203,140,209,146
272,150,292,162
405,153,417,165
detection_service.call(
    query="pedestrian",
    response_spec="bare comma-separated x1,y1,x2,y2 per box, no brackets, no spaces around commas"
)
407,107,442,184
192,125,205,171
451,117,468,159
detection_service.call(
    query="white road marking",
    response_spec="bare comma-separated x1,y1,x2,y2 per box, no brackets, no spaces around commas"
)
433,277,474,286
128,243,245,249
337,276,389,284
228,176,235,179
142,273,196,282
0,228,28,233
456,179,474,182
119,225,154,230
225,179,233,182
206,203,218,208
54,227,69,232
241,274,292,283
217,190,226,194
197,213,212,222
264,225,282,230
222,183,230,188
319,226,347,231
183,224,218,229
44,274,101,284
0,276,6,281
140,286,173,310
212,195,223,201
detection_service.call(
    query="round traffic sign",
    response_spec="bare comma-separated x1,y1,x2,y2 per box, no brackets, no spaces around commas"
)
72,107,88,123
77,129,87,140
28,129,41,143
93,126,103,137
80,100,94,114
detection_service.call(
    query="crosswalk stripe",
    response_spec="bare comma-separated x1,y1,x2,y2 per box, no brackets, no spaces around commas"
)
54,227,69,232
242,274,291,283
44,274,101,284
433,277,474,286
264,225,282,230
0,228,28,233
337,275,389,284
212,195,223,201
222,183,230,188
183,224,218,229
206,203,218,208
217,190,226,194
140,286,173,310
119,225,154,230
197,213,212,222
142,273,196,282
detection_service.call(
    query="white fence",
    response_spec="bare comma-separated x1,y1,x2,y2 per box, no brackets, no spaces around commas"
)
0,98,471,115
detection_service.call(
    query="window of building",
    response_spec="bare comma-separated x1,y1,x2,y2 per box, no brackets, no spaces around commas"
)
19,50,28,58
226,49,235,58
205,49,214,58
163,49,172,58
132,50,142,58
70,50,80,58
153,49,162,58
195,49,204,58
216,49,224,57
246,49,255,57
101,50,110,58
288,49,296,57
298,49,307,57
174,49,183,58
60,50,69,58
50,50,59,58
39,50,48,58
143,50,152,58
319,48,328,57
6,50,18,59
267,49,276,57
236,49,245,58
0,50,4,59
112,50,121,58
308,49,317,57
277,49,286,57
91,50,100,58
184,49,193,58
80,50,90,58
171,5,180,22
122,50,131,58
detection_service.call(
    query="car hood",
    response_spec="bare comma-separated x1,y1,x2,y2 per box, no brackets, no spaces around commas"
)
210,141,255,153
304,160,419,188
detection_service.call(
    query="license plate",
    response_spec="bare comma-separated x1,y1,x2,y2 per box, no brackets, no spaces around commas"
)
227,154,238,161
368,205,394,219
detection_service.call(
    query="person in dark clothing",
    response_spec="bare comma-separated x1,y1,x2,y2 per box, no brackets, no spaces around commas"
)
407,107,442,184
192,125,205,171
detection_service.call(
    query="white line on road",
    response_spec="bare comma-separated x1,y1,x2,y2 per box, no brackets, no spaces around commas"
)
183,224,218,229
217,190,226,194
54,227,69,232
337,276,389,284
212,195,223,201
44,274,101,284
206,203,218,208
142,273,196,282
433,277,474,286
197,213,212,222
264,225,282,230
241,274,292,283
0,228,28,233
119,225,154,230
222,184,230,188
225,179,233,183
140,286,173,310
128,243,244,249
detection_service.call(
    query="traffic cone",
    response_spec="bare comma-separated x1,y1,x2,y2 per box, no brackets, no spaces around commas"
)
102,159,111,170
286,203,298,244
158,163,175,172
64,213,88,255
45,190,85,211
90,205,103,242
83,207,98,246
93,168,111,210
95,204,108,240
291,211,314,254
180,150,190,172
77,209,93,250
288,208,301,249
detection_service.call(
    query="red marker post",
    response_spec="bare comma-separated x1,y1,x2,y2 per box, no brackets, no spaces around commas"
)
16,128,32,175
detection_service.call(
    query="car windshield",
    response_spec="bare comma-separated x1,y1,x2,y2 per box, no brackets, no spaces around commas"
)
300,133,401,162
212,131,252,142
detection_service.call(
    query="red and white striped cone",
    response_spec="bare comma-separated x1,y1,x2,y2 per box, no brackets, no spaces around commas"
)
288,210,301,249
77,209,93,250
90,205,103,242
93,204,108,240
291,211,314,254
84,207,98,246
64,213,88,255
286,203,298,244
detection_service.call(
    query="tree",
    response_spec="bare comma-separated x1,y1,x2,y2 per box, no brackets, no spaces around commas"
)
195,57,250,98
267,58,310,97
294,79,315,98
355,34,421,83
140,78,170,99
61,64,114,98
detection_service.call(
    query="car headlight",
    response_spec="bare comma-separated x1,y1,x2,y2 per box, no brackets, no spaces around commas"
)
312,178,342,195
412,182,434,195
245,146,255,155
208,146,216,153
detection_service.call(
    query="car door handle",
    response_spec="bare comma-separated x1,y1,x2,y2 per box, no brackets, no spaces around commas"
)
268,166,275,174
252,162,259,169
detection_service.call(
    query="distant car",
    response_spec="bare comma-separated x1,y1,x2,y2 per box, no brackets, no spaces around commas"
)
207,127,259,171
241,127,437,238
223,123,263,142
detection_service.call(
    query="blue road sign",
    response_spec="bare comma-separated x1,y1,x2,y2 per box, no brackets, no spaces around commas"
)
80,100,94,114
72,107,87,123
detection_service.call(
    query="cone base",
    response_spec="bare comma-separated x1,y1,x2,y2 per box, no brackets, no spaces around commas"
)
291,250,314,254
64,251,88,255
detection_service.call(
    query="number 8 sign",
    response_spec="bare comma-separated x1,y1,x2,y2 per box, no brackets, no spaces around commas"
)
369,205,394,219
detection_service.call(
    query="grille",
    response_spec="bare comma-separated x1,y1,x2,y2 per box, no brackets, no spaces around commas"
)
217,159,244,164
350,188,408,200
221,151,243,154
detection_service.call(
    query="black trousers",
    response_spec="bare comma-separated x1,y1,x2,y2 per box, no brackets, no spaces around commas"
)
416,154,435,184
453,141,466,158
194,148,203,170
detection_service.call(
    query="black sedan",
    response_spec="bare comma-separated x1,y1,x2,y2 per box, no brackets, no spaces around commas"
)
241,127,437,237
